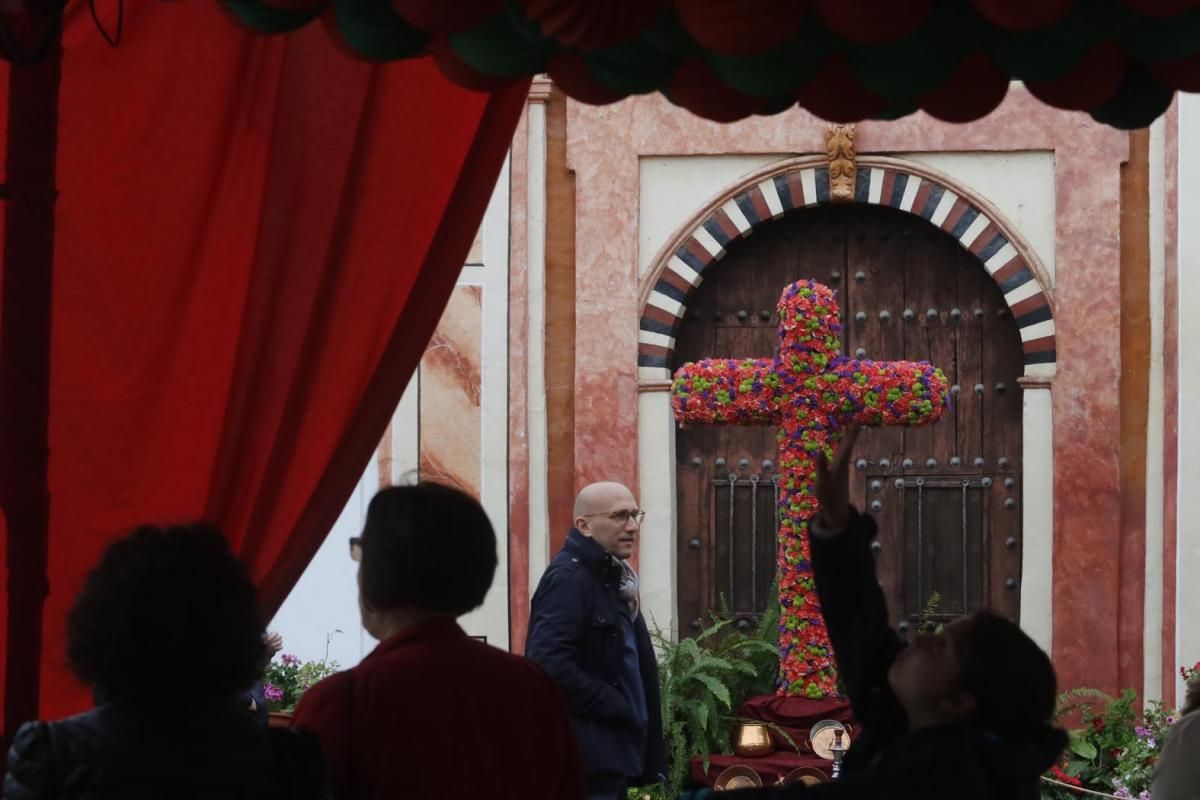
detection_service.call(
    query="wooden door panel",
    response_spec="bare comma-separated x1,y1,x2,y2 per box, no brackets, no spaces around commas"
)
674,203,1025,634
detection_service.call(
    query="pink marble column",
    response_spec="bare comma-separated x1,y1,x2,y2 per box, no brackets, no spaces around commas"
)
1162,101,1180,706
508,107,531,651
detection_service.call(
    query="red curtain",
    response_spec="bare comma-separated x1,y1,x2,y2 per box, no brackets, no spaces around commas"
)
0,0,527,727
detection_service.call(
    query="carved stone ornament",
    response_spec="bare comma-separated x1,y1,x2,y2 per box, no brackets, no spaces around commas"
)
825,123,857,203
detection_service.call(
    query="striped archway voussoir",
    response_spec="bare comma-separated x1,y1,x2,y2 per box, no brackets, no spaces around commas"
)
637,162,1056,382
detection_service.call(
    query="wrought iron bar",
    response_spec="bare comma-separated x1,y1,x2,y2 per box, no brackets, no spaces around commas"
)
727,472,737,607
916,478,924,625
750,473,759,612
961,480,969,611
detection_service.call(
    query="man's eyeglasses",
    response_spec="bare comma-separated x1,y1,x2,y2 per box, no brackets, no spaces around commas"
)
580,509,646,525
349,537,362,562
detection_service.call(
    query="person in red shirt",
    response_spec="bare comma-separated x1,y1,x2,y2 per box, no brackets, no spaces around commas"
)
294,482,584,800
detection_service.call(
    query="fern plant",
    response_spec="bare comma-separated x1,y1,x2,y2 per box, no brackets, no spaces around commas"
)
652,590,781,795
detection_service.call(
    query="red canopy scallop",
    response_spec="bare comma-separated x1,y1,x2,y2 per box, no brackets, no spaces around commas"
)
518,0,668,49
674,0,807,57
812,0,934,45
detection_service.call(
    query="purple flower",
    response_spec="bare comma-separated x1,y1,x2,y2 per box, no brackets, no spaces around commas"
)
264,683,284,703
281,653,300,667
1135,725,1150,739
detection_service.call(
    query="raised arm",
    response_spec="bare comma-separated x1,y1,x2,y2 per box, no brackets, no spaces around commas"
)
811,427,906,723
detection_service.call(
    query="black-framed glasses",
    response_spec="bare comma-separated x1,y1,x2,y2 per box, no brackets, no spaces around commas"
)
349,537,362,562
581,509,646,525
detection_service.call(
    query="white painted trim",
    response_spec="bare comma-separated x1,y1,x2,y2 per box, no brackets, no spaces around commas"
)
1145,117,1167,703
693,226,726,260
639,330,676,350
758,178,786,219
638,389,679,641
722,198,753,233
648,291,686,317
958,213,992,249
984,242,1019,274
459,153,512,650
457,264,487,285
899,175,922,212
800,169,819,207
1018,318,1055,343
1006,280,1043,307
1023,361,1056,379
867,168,885,205
929,190,959,227
668,255,703,287
1176,93,1200,703
386,377,420,485
640,366,672,381
526,102,552,604
1021,386,1054,654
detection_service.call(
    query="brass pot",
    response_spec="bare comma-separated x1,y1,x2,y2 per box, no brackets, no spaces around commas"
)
714,765,763,791
733,722,775,757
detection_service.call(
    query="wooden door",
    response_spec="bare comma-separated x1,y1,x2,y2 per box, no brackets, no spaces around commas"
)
673,204,1025,638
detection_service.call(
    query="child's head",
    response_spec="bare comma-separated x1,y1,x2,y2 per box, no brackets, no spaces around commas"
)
888,610,1058,739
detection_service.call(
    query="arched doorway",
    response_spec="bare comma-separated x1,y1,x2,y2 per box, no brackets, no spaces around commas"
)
672,203,1025,636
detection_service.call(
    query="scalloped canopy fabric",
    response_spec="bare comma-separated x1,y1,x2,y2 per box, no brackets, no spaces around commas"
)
205,0,1200,129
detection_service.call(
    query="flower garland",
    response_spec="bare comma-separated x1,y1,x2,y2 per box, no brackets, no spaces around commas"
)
672,280,948,697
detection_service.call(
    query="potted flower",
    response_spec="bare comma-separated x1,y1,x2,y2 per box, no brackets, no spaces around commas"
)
263,652,340,728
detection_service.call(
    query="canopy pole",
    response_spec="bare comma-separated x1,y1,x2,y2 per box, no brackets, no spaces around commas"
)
1,17,62,757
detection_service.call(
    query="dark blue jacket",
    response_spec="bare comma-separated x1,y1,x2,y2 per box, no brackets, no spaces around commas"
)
526,529,666,787
4,697,327,800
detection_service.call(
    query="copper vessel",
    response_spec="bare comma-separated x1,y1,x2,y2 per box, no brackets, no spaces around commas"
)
713,765,763,791
733,722,775,757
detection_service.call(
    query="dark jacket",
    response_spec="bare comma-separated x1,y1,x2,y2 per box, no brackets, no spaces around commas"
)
687,508,1063,800
525,529,666,787
294,617,583,800
3,697,328,800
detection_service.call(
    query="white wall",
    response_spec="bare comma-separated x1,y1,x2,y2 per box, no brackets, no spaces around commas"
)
1176,94,1200,702
899,151,1056,285
638,155,790,278
269,158,512,666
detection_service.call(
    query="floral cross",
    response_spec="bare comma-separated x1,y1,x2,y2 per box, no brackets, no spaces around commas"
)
671,280,948,696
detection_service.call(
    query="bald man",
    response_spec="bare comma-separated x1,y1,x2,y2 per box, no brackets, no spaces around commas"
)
526,483,666,800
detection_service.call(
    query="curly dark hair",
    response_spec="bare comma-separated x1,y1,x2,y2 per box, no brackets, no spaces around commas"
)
67,524,266,705
358,482,497,616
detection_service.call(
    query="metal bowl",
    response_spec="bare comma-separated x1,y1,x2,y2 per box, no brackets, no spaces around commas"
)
809,719,852,760
780,766,829,786
713,765,764,791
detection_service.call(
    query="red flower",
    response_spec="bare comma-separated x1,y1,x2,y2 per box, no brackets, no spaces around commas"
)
1050,766,1081,787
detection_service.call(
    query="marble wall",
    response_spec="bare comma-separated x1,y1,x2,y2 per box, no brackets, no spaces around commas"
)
550,86,1133,696
419,285,483,498
272,157,512,663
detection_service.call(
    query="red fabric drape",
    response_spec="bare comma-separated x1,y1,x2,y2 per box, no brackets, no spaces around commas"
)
0,0,527,727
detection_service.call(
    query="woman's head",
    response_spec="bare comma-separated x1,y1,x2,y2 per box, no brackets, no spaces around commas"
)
357,482,497,630
888,610,1058,739
67,524,265,706
1183,678,1200,715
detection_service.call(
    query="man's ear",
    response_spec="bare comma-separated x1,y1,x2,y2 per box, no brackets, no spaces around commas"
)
575,517,590,535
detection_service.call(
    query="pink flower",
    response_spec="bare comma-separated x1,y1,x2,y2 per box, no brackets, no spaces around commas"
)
264,683,284,703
